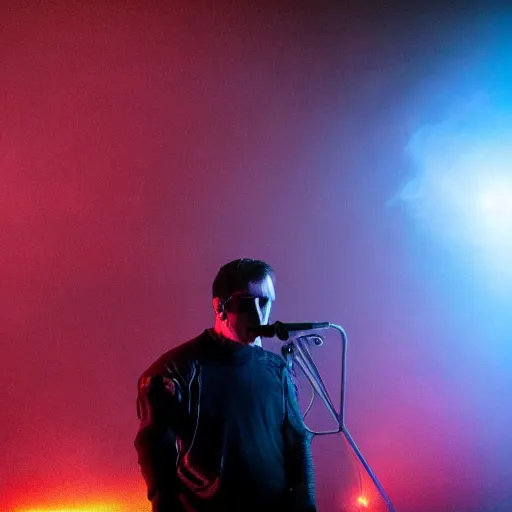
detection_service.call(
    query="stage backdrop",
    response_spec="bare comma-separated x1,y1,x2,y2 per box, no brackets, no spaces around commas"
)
2,2,511,511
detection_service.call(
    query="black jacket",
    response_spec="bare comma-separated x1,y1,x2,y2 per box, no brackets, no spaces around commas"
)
134,329,316,512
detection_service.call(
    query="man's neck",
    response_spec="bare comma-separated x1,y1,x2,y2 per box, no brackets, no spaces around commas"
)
211,324,262,347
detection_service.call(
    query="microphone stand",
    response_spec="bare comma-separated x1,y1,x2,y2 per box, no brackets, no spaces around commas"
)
280,323,395,512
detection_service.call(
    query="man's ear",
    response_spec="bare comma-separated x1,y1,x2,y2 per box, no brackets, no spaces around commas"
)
212,298,226,319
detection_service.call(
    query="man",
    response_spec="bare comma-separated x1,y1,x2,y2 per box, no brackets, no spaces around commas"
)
135,258,316,511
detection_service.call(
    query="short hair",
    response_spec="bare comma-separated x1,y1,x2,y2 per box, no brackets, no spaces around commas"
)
212,258,275,302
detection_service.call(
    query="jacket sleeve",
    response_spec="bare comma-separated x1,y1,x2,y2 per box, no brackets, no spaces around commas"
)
134,374,184,512
283,367,317,512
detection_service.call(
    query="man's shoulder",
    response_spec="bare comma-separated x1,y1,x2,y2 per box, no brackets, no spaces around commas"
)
139,330,210,382
257,346,285,362
255,345,287,376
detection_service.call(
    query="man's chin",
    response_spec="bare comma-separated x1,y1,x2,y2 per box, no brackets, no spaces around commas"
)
223,331,254,345
239,331,259,345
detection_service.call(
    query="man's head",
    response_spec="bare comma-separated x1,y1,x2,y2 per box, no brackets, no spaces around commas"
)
212,258,276,345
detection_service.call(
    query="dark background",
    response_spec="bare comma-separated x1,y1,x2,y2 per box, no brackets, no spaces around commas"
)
2,1,511,511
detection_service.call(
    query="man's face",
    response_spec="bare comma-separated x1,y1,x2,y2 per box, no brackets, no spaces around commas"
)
220,275,275,344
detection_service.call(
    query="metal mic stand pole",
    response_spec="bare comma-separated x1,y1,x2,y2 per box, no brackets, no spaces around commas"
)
282,324,395,512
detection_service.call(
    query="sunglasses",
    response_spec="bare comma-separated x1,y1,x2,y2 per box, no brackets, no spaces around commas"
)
222,294,272,313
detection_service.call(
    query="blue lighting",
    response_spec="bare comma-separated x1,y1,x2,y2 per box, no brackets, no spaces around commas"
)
393,93,512,290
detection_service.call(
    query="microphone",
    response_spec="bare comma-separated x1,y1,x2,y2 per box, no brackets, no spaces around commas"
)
250,321,330,341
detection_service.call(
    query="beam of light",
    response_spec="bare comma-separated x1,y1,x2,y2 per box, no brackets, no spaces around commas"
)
390,92,512,290
478,183,512,232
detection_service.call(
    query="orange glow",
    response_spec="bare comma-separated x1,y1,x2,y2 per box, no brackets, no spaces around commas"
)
16,506,123,512
7,479,149,512
15,506,123,512
357,495,369,508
